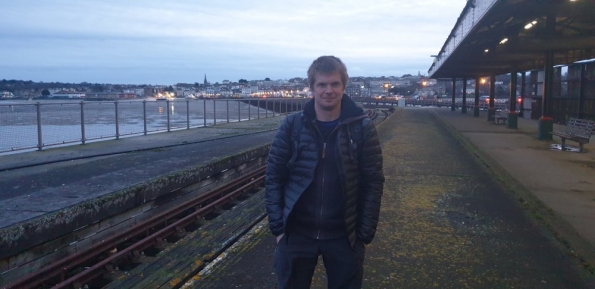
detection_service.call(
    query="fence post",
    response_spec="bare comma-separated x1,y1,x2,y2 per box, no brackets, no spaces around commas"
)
266,98,269,118
115,101,120,139
80,101,86,145
186,99,190,129
227,99,230,123
166,99,171,132
257,99,260,119
143,100,147,135
214,99,217,125
203,99,207,127
247,99,250,120
36,102,42,151
238,99,241,122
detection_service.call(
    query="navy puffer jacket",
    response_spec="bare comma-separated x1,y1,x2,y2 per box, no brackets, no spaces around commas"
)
265,95,384,246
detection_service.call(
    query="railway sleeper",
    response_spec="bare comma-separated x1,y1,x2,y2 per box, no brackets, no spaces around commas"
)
101,189,266,289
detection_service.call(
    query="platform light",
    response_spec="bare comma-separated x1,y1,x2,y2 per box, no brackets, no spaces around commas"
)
484,49,489,53
499,38,508,44
524,20,537,29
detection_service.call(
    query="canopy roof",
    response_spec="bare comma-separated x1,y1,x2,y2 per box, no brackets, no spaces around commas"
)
428,0,595,79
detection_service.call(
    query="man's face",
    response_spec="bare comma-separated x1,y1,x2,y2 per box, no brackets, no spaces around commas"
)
312,72,344,112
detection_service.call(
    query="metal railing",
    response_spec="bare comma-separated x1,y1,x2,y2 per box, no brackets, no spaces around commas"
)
0,98,304,154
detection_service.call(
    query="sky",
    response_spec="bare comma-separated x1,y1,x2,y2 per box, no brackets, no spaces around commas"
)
1,0,467,85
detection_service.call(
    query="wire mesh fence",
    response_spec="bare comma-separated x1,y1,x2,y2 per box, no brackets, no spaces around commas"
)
0,103,39,151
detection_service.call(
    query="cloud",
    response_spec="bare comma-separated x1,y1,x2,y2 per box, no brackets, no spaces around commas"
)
0,0,466,84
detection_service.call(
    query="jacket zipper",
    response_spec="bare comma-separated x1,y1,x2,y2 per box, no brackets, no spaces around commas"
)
317,143,326,239
315,123,341,239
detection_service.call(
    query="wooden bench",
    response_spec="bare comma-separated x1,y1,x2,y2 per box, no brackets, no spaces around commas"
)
551,118,595,152
495,110,508,125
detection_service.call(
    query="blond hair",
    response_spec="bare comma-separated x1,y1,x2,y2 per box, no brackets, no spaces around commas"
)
307,56,348,90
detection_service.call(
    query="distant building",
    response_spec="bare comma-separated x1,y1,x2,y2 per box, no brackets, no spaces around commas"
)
51,91,85,99
394,80,412,86
345,83,362,98
369,80,392,96
204,86,216,97
1,91,14,98
241,85,259,97
123,88,144,97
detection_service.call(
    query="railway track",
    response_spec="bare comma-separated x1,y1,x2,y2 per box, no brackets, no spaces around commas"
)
367,108,392,124
6,167,267,289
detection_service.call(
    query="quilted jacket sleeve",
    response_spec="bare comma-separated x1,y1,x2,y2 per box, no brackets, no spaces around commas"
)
357,118,385,244
265,114,295,236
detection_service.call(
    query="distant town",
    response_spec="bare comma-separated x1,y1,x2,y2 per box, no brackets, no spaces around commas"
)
0,73,514,101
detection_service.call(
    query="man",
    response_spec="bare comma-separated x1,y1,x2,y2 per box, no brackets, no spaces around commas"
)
265,55,384,289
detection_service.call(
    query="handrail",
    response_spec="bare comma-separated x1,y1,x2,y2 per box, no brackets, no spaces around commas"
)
0,97,305,154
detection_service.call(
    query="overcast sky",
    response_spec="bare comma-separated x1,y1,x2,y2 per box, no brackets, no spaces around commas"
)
1,0,466,85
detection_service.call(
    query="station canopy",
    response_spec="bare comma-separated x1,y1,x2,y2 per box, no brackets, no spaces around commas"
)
428,0,595,79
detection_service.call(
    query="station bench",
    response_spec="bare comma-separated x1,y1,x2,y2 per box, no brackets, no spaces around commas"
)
495,110,508,125
550,118,595,153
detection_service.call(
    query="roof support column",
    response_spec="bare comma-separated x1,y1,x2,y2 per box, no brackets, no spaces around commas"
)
473,77,480,117
461,77,467,114
542,53,555,119
538,14,556,140
578,63,586,119
538,50,554,140
488,74,495,122
519,72,526,118
507,70,518,129
451,78,456,111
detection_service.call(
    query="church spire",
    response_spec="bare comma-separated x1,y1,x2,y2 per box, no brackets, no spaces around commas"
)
204,74,207,86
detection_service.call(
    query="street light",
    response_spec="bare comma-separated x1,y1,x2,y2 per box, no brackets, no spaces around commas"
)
383,83,390,96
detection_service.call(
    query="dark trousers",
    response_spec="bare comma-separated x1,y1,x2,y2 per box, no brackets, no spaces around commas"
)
274,233,365,289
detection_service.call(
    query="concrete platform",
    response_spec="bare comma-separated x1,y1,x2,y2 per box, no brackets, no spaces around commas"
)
435,109,595,253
